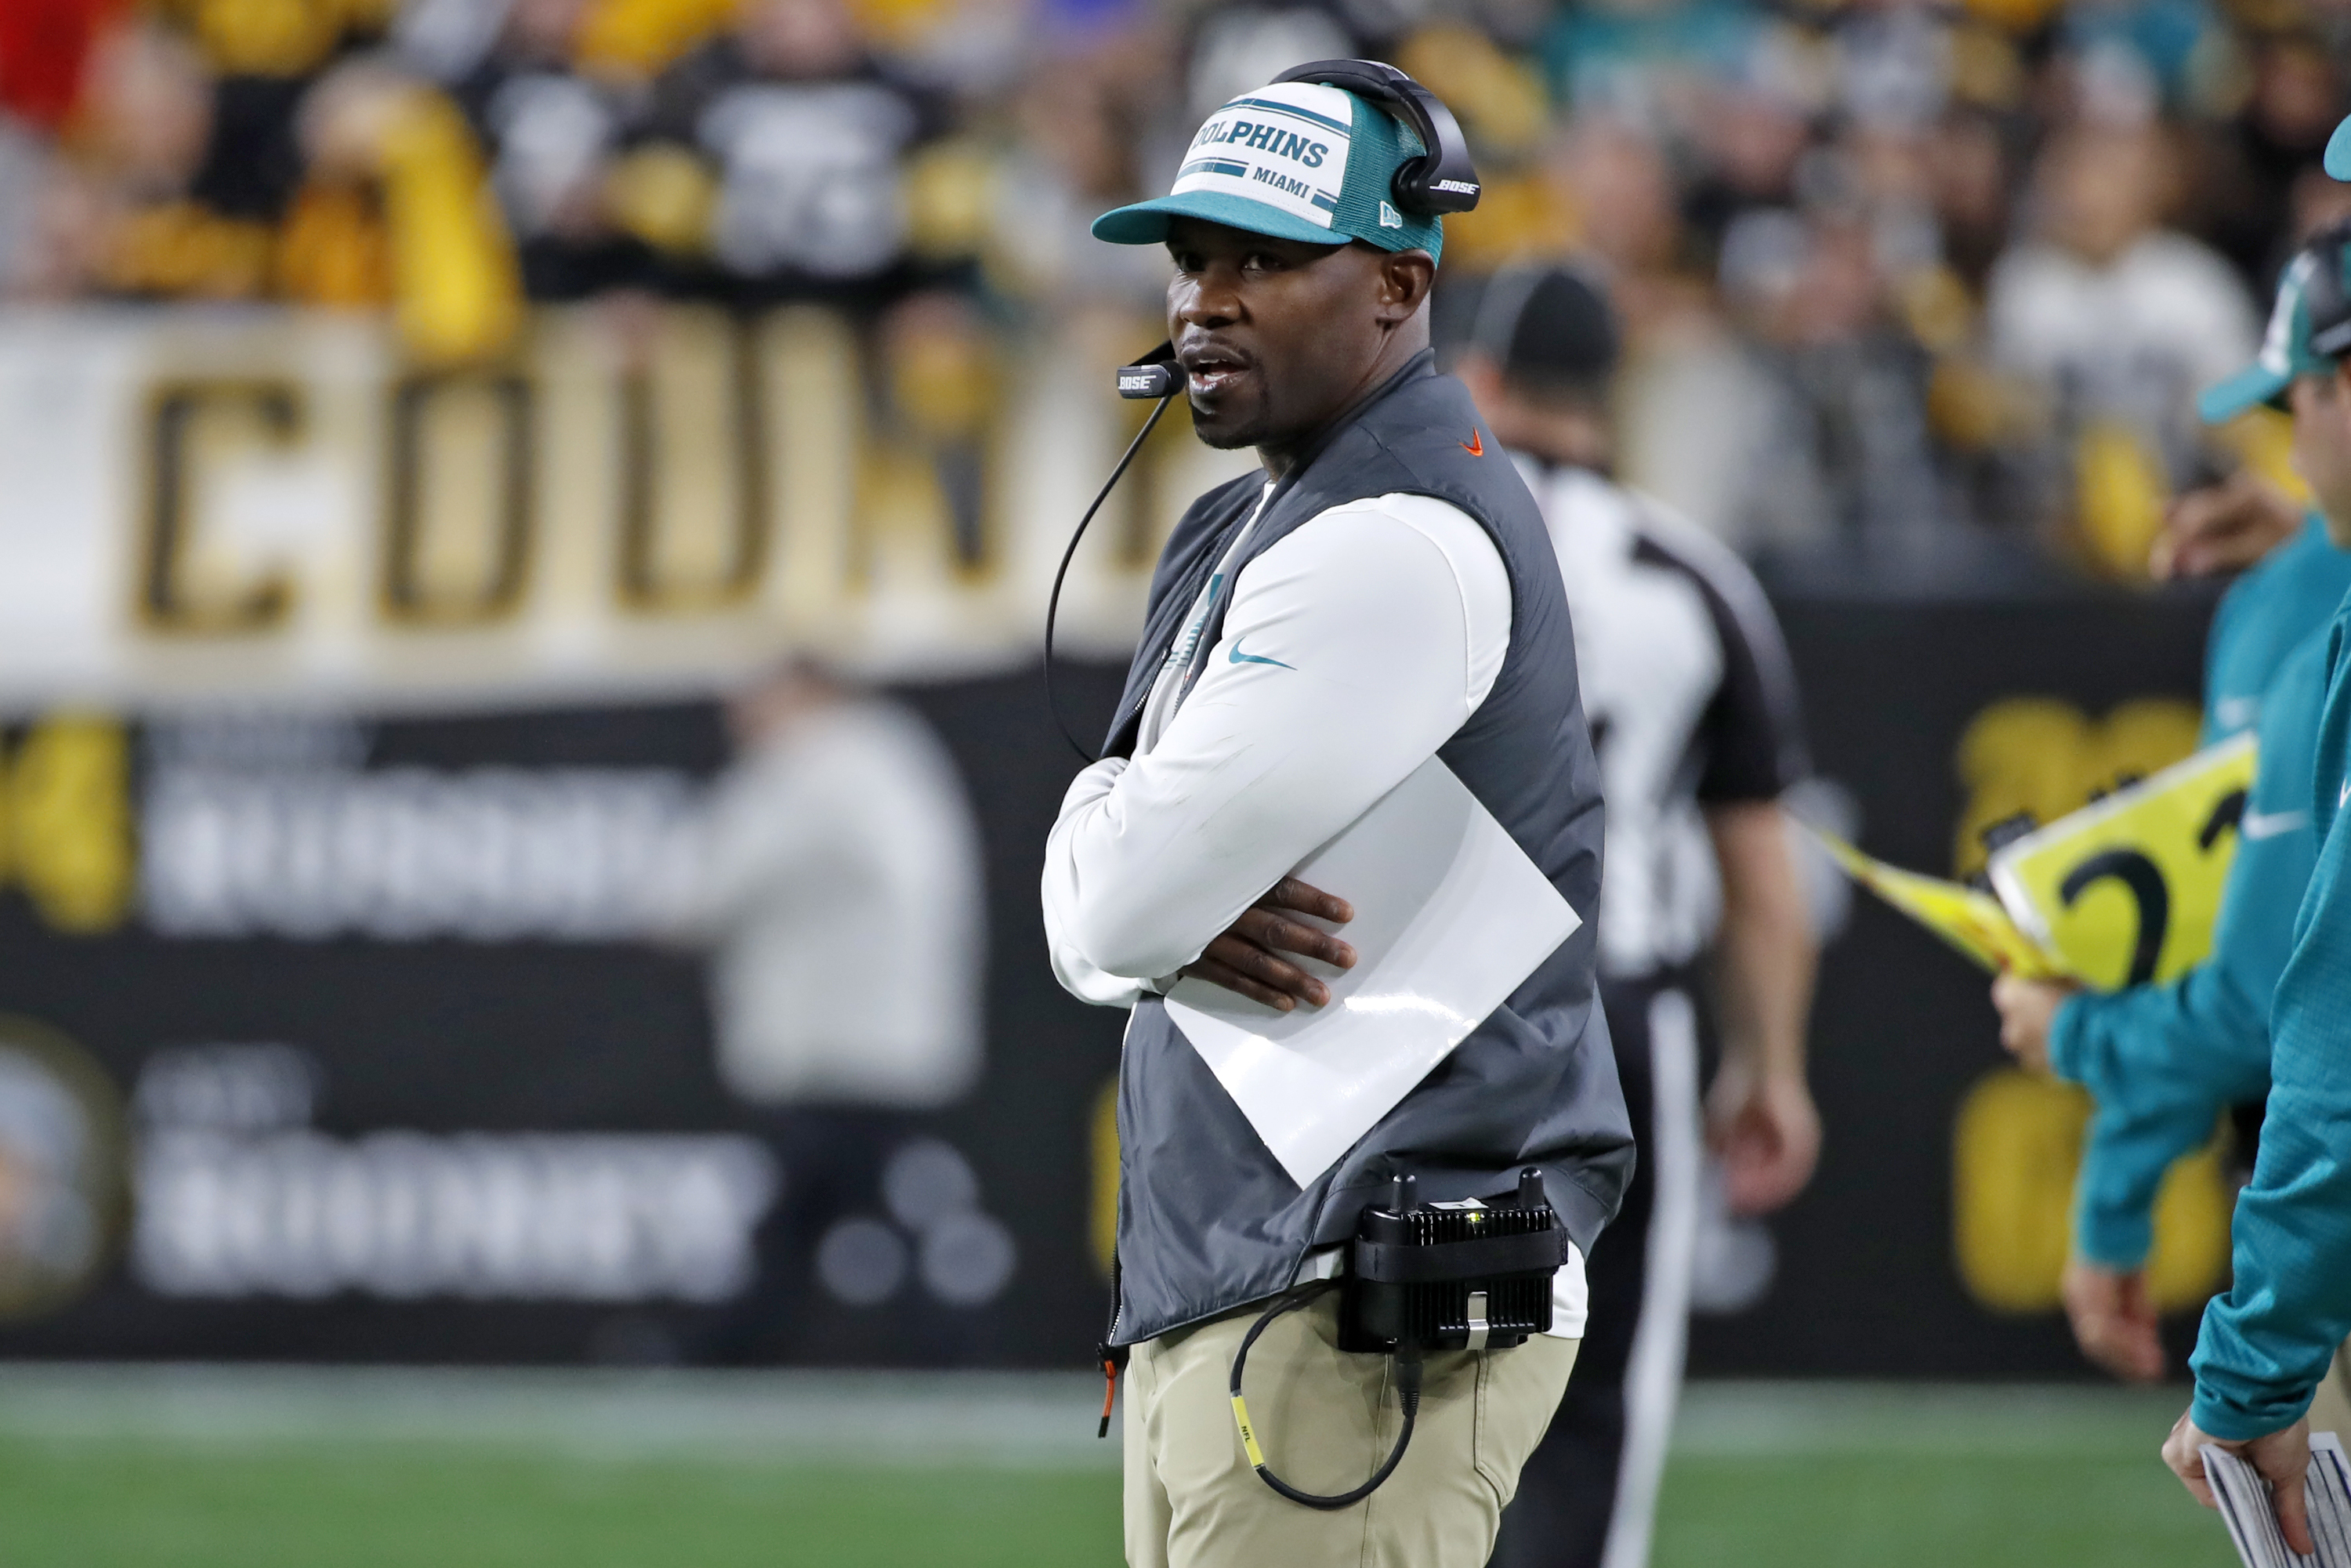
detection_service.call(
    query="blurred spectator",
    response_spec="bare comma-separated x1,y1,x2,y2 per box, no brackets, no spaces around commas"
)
1184,7,1355,123
665,657,984,1360
670,656,984,1113
1928,106,2012,294
2190,28,2342,292
443,0,651,299
1712,202,1946,549
71,21,269,300
1679,34,1819,274
279,61,524,361
160,0,394,236
982,55,1167,311
0,3,519,360
1548,114,1695,329
1986,123,2259,571
2059,0,2225,111
619,0,950,308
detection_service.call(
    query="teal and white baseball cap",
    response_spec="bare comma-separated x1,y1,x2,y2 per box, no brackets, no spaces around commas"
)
2199,248,2347,422
2327,113,2351,179
1091,80,1444,263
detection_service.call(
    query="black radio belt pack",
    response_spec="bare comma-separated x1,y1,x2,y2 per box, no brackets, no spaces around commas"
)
1230,1168,1569,1509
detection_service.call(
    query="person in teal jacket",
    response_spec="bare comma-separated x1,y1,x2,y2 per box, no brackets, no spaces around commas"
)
2160,203,2351,1556
2205,513,2351,743
1998,636,2330,1375
1991,237,2351,1385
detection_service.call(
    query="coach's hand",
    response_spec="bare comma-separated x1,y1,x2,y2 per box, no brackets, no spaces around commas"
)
2064,1258,2164,1382
2165,1410,2313,1557
1991,973,2078,1073
1182,878,1356,1011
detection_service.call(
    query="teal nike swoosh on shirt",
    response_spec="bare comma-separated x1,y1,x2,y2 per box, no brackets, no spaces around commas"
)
1229,638,1294,669
2329,114,2351,179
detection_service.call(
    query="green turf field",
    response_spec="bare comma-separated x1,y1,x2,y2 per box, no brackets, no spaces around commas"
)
0,1370,2241,1567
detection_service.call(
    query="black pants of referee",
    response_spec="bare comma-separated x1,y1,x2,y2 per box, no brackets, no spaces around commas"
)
1491,971,1701,1568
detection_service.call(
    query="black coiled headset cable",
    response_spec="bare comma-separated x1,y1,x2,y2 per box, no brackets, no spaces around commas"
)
1041,389,1176,762
1227,1280,1424,1509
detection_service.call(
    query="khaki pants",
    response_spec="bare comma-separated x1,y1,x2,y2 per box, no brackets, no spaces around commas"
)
1123,1293,1581,1568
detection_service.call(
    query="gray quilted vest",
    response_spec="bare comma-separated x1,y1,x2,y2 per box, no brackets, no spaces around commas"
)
1101,350,1634,1345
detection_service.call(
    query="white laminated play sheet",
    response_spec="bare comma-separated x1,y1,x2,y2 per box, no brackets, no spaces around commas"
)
1164,757,1581,1189
2204,1431,2351,1567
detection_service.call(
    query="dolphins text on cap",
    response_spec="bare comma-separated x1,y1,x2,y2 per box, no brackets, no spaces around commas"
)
1166,83,1356,232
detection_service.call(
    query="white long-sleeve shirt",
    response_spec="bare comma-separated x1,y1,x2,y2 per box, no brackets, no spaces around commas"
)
1042,487,1590,1337
1043,489,1512,1004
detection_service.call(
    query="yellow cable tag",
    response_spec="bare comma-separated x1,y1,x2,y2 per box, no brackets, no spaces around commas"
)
1230,1395,1266,1469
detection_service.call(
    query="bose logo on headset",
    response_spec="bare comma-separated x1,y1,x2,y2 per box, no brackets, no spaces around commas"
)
1270,60,1482,216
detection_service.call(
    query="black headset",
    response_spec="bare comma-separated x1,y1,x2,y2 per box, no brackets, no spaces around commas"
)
1271,59,1482,216
1040,62,1477,759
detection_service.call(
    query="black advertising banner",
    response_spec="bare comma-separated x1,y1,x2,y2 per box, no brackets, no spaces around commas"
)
0,672,1135,1368
0,589,2229,1375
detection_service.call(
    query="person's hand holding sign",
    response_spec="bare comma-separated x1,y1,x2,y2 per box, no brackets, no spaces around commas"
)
1991,972,2079,1072
1183,877,1357,1009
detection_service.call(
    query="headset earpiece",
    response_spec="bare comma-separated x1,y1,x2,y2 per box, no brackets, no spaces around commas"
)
1270,59,1480,218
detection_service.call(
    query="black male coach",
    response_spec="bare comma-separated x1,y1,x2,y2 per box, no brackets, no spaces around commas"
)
1039,67,1633,1567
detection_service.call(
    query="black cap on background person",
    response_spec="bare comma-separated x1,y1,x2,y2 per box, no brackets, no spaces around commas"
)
1469,264,1622,397
1458,264,1624,473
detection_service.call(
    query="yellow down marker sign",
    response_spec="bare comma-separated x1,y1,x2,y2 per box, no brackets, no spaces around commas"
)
1987,734,2255,990
1807,829,2066,980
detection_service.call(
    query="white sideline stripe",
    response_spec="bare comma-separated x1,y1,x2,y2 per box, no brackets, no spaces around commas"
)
0,1365,1121,1469
1671,1381,2193,1458
0,1371,2192,1467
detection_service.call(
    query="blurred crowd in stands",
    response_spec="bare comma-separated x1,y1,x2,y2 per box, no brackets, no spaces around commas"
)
2,0,2348,570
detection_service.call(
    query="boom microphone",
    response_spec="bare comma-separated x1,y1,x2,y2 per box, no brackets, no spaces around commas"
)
1042,342,1181,762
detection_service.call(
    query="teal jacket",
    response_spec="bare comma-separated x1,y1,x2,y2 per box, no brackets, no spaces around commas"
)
2050,632,2328,1266
2193,586,2351,1439
2049,516,2351,1270
2204,515,2351,744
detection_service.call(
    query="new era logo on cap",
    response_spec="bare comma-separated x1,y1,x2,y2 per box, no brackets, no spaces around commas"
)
2258,252,2315,377
1173,82,1353,233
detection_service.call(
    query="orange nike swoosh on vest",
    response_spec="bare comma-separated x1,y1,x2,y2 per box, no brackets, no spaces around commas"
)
1462,431,1484,456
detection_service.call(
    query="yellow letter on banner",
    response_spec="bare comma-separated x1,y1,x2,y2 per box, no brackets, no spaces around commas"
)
383,373,536,624
8,715,135,935
616,310,769,612
140,382,305,634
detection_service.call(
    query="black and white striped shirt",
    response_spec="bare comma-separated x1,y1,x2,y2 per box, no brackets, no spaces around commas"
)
1520,459,1809,981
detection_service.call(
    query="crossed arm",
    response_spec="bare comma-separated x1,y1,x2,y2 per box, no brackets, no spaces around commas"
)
1041,496,1509,1009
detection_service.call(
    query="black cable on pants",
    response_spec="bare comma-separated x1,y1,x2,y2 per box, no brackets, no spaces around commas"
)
1227,1280,1423,1510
